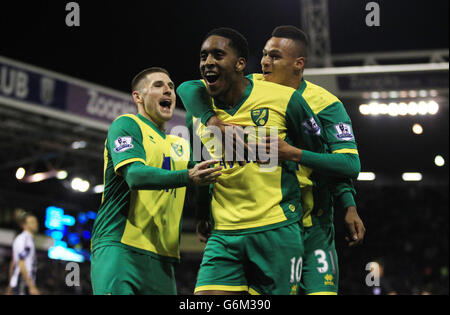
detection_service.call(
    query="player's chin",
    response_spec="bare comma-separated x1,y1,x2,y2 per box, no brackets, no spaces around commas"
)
205,84,222,97
158,108,174,120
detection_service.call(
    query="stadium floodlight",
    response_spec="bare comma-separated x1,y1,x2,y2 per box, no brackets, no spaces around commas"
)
93,185,105,194
398,103,409,116
359,104,371,115
71,178,83,191
371,92,380,99
56,170,68,180
427,101,439,115
399,91,408,98
408,102,419,116
378,103,388,115
71,177,90,192
27,172,48,183
16,167,26,180
369,103,380,116
408,90,418,98
79,180,90,193
402,173,423,182
389,91,399,99
419,90,428,98
71,141,87,150
357,172,376,181
418,101,428,115
434,155,445,167
388,103,399,116
412,124,423,135
429,90,438,98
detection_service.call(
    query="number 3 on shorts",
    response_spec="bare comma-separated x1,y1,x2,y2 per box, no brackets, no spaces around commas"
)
314,249,330,274
290,257,303,283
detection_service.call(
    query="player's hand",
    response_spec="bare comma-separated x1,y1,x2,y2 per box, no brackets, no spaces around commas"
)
344,206,366,247
196,220,212,244
189,160,222,186
257,137,301,164
207,116,253,166
29,285,41,295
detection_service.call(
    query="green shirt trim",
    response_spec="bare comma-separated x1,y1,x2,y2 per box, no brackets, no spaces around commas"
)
298,79,307,94
215,78,253,116
137,114,167,139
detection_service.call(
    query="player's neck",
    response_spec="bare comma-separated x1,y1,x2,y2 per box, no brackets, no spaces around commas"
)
288,74,303,90
139,110,166,132
216,77,249,109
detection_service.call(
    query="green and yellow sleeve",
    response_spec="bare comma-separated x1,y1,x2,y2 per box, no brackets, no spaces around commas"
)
286,92,360,179
122,162,189,190
317,101,359,154
330,178,357,209
107,116,147,174
177,80,216,125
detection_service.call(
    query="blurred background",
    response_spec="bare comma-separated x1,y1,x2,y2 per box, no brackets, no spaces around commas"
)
0,0,448,295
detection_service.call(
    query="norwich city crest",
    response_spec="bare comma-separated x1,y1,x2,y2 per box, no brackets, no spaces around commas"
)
171,143,184,157
251,108,269,126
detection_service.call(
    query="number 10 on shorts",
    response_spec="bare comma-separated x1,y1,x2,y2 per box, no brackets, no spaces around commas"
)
290,257,303,283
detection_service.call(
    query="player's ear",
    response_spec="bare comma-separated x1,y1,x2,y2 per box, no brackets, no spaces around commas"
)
294,57,306,72
132,91,143,105
235,57,247,73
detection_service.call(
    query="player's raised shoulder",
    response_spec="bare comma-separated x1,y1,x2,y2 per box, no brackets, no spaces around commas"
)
253,76,297,96
303,80,342,114
110,114,140,128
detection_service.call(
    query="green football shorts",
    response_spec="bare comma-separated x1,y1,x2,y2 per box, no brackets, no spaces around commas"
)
299,224,339,295
195,223,304,295
91,244,177,295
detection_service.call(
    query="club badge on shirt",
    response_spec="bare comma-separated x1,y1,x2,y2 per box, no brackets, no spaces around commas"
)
114,137,134,153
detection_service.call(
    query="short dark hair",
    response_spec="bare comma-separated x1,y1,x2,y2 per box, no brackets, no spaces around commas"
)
204,27,249,61
272,25,309,57
131,67,170,93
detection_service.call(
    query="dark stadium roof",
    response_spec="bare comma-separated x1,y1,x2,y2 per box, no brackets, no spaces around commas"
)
0,0,448,94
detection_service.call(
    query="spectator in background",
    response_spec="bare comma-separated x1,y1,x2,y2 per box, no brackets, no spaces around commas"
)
5,213,40,295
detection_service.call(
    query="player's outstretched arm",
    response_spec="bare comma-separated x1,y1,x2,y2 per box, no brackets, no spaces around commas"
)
262,136,361,179
280,91,361,178
122,161,222,190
